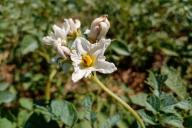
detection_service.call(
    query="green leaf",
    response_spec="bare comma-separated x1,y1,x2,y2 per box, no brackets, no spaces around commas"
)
138,109,156,125
159,93,177,113
184,116,192,128
147,71,167,88
161,48,178,56
110,40,130,56
80,95,96,122
129,92,148,107
146,71,158,90
0,83,9,91
147,95,160,112
146,71,167,96
100,114,121,128
81,95,93,111
174,98,192,111
24,113,59,128
73,120,92,128
34,105,52,122
20,35,38,55
160,93,177,107
18,110,30,127
155,74,167,88
160,114,184,128
161,97,192,114
19,98,33,110
0,118,15,128
51,100,78,126
0,91,15,104
61,63,71,73
162,67,187,99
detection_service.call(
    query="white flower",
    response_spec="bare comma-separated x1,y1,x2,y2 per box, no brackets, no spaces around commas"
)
86,15,110,42
42,23,70,58
70,37,117,82
43,23,70,44
65,18,81,36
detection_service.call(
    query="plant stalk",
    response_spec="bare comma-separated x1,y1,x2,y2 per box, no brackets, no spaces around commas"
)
45,81,51,102
92,72,145,128
45,70,57,102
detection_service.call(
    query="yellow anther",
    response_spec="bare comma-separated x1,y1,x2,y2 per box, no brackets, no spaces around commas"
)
82,54,93,67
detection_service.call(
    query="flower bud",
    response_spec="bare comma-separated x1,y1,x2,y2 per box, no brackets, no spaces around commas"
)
87,15,110,42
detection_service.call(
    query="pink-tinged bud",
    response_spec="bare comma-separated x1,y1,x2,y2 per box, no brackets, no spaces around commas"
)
87,15,110,42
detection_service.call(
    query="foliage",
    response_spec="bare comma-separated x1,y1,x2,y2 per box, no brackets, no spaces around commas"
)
0,0,192,128
133,69,192,128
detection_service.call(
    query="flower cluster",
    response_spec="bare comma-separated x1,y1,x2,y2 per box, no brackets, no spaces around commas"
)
43,16,117,82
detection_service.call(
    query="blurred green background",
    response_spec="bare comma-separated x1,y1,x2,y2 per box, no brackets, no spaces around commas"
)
0,0,192,128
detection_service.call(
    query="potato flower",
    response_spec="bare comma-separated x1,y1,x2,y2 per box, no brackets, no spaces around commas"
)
70,37,117,82
42,23,70,58
42,18,81,58
41,16,145,128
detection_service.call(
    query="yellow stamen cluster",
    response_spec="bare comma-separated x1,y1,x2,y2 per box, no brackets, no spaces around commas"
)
82,54,94,67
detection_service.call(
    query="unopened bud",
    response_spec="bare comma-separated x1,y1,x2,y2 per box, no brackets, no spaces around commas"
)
87,15,110,42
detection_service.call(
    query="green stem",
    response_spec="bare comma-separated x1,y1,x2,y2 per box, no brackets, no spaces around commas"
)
45,81,51,102
92,72,145,128
45,70,57,102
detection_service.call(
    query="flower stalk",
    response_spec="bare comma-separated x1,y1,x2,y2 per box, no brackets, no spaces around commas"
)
92,72,145,128
45,70,57,102
45,80,51,102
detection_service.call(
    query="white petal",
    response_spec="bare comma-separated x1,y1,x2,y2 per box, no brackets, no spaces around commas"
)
52,25,66,38
70,51,82,65
72,37,91,54
68,18,76,32
95,60,117,74
99,38,111,51
63,20,70,34
53,38,70,57
74,19,81,29
61,46,70,55
42,36,55,45
57,46,66,58
84,29,90,35
84,68,94,77
72,69,87,82
89,43,104,58
89,39,111,58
